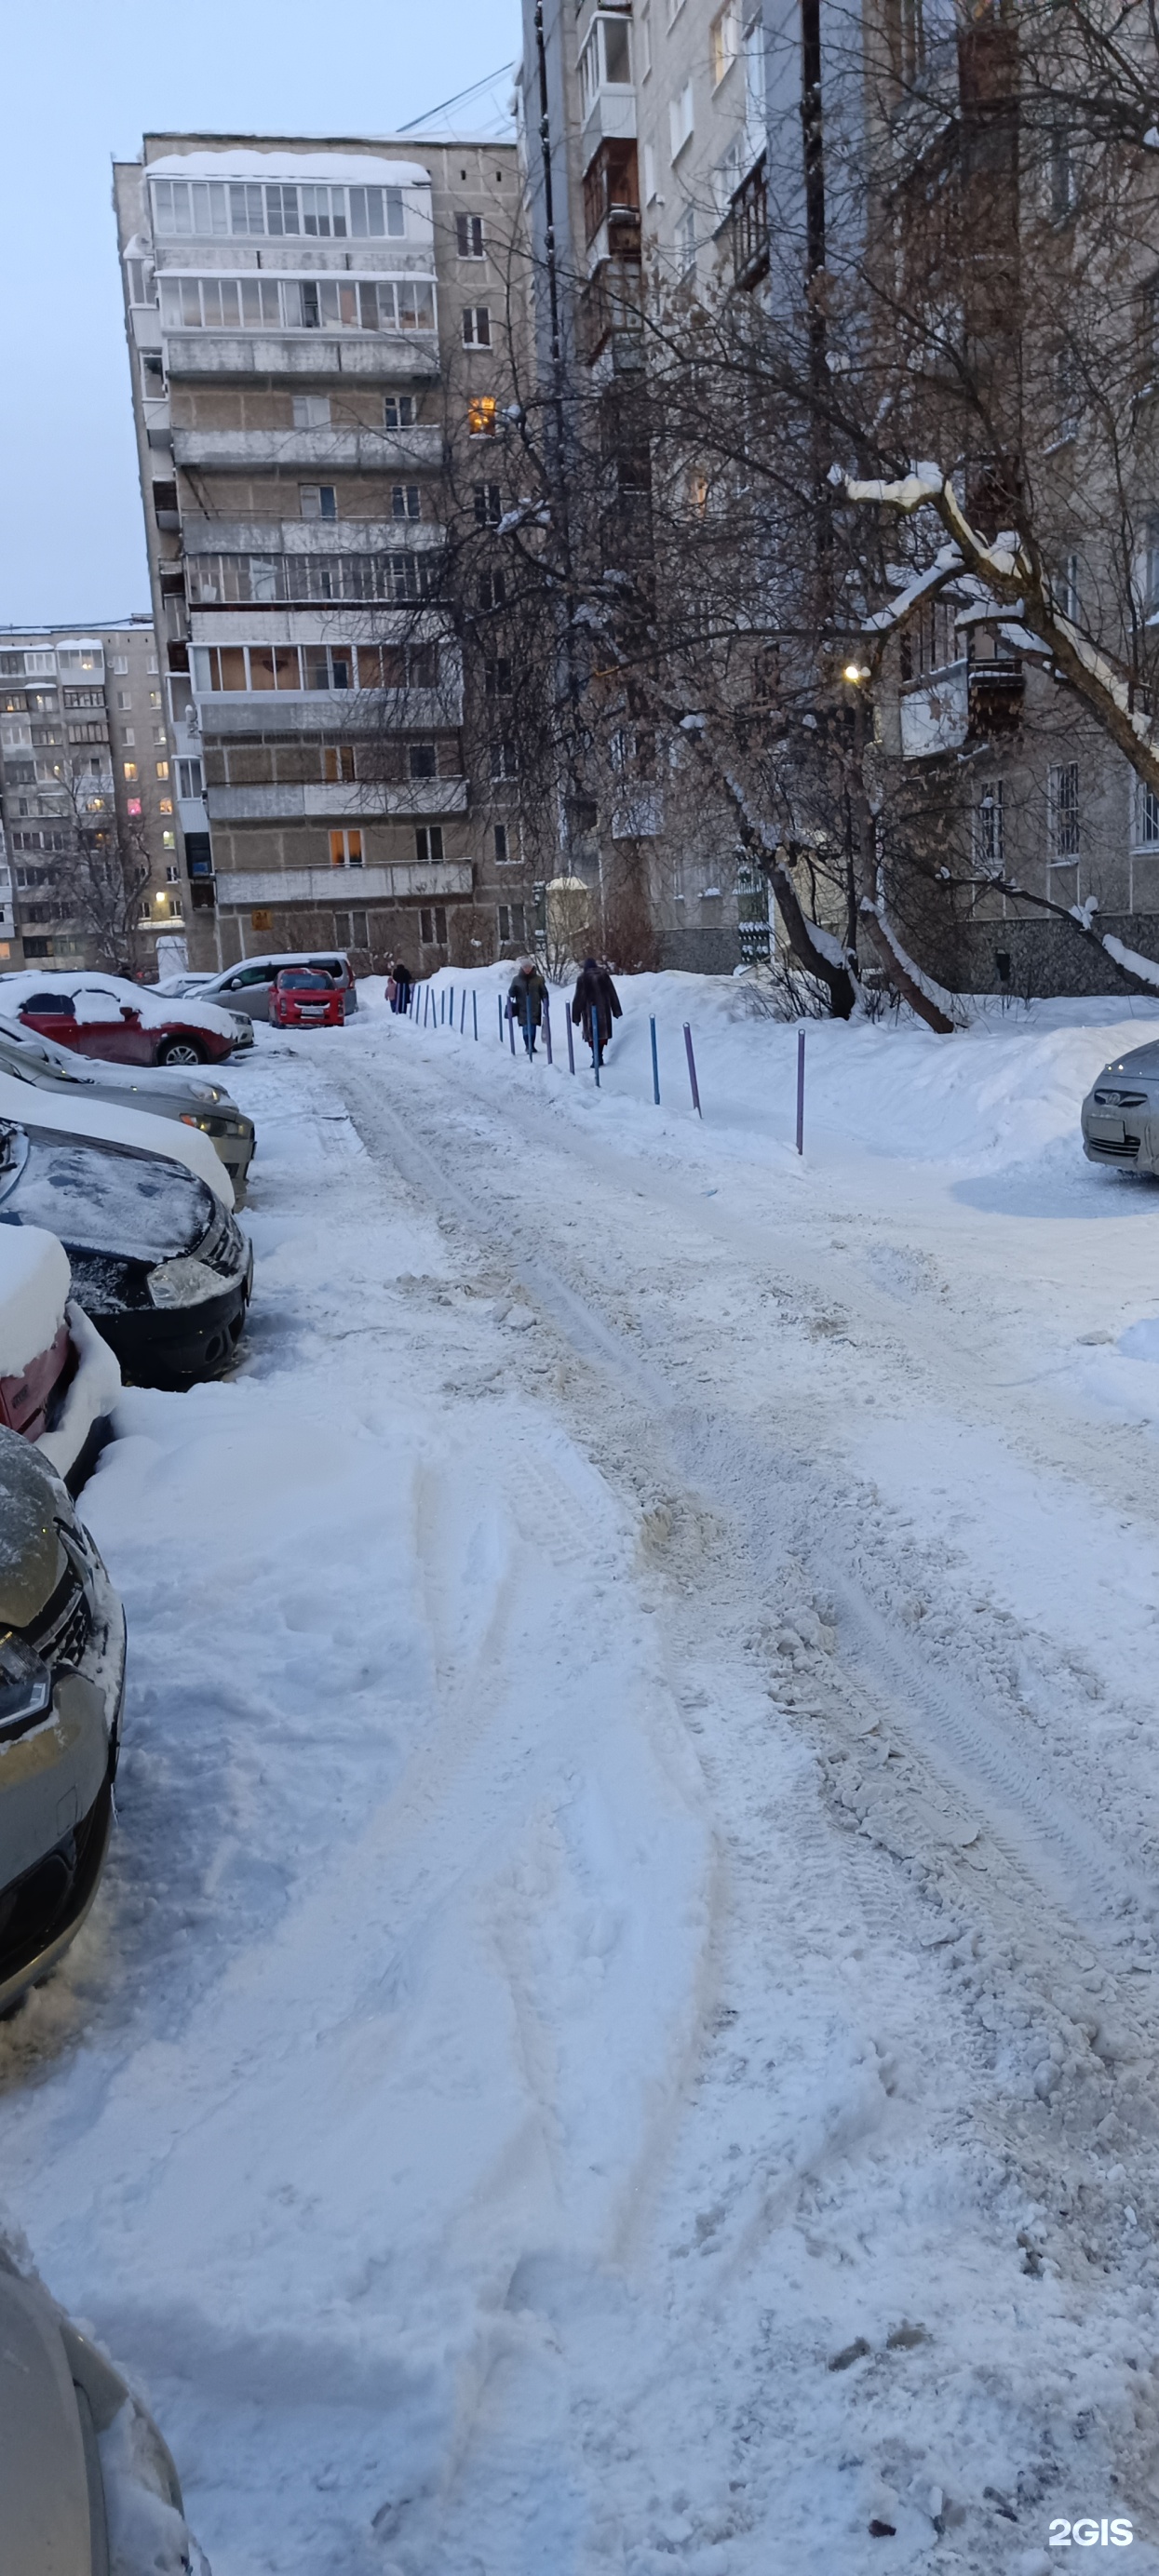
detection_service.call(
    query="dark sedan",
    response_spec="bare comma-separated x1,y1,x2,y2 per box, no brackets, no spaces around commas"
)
0,1116,252,1386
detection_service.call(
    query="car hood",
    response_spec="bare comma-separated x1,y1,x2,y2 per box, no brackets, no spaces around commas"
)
0,1423,67,1627
0,1126,218,1267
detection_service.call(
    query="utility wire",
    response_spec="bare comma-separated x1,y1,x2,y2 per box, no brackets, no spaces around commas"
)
398,62,516,134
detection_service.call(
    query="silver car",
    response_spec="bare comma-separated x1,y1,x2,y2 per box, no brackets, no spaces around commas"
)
1082,1041,1159,1173
0,1016,255,1200
0,2242,209,2575
193,950,357,1023
0,1427,126,2019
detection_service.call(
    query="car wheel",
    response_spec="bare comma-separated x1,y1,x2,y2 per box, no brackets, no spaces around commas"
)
155,1037,206,1066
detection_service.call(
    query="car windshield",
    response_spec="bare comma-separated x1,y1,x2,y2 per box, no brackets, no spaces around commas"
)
0,1131,208,1260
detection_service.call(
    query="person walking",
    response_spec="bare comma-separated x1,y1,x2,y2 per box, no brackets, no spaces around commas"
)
507,957,547,1058
571,957,622,1065
393,959,413,1013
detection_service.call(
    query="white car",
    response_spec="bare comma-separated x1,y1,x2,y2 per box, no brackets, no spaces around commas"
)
0,1068,233,1206
0,1016,256,1200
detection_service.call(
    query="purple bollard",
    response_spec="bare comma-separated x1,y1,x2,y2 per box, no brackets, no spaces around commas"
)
796,1025,805,1156
498,993,504,1043
683,1023,702,1118
460,989,466,1033
473,990,478,1040
508,1000,517,1055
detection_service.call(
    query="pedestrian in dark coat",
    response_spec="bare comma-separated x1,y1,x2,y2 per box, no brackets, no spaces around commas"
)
507,958,547,1057
571,958,622,1060
393,960,413,1013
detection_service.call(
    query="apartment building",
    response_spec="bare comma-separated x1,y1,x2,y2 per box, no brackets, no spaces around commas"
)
113,132,523,975
520,0,786,970
0,619,182,973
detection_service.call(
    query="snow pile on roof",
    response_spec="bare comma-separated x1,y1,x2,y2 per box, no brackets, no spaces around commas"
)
146,149,432,186
0,1227,70,1377
0,972,240,1043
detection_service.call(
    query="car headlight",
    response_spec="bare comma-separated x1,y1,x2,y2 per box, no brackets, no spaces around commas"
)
179,1113,213,1133
0,1632,53,1743
147,1256,222,1309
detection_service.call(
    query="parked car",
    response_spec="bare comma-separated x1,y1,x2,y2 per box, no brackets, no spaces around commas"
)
270,967,344,1030
0,1066,233,1210
0,2239,208,2575
4,971,250,1067
189,949,357,1023
0,1425,126,2019
0,1115,252,1386
0,1015,256,1201
0,1224,120,1496
1082,1042,1159,1172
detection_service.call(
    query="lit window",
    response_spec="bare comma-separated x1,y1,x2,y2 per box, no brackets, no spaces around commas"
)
155,760,169,780
330,828,363,866
468,396,497,436
159,798,173,814
123,761,137,782
162,829,176,849
127,798,142,816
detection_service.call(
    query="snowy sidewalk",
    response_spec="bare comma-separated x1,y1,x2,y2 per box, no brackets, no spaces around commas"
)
3,993,1159,2574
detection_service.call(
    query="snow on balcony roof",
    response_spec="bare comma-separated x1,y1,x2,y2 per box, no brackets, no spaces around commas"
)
146,151,432,186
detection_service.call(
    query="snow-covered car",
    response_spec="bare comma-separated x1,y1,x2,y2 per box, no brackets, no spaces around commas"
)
0,1226,120,1496
0,1426,126,2019
191,949,357,1023
0,2241,209,2576
0,1015,256,1201
0,1117,252,1386
270,967,344,1029
1082,1040,1159,1171
1,971,251,1067
0,1065,233,1209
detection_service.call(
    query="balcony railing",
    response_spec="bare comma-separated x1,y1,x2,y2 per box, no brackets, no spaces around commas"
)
731,156,770,290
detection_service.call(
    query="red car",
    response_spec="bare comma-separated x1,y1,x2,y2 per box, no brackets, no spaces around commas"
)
269,969,344,1029
16,977,236,1068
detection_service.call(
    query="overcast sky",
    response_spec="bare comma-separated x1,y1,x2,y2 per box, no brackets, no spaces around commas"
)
1,0,520,628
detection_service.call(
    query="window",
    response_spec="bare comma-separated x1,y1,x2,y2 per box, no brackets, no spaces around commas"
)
155,760,169,780
409,743,438,779
122,728,135,747
474,482,503,526
166,864,180,884
490,737,518,780
676,204,697,274
126,257,155,305
123,761,138,782
1055,554,1081,622
485,659,513,696
157,273,435,335
420,906,448,946
333,910,351,944
161,830,176,850
150,690,162,708
177,758,203,798
154,724,168,745
603,15,631,78
392,484,422,519
468,396,498,436
113,657,128,676
300,484,338,521
159,798,173,815
127,798,142,816
456,213,485,257
1139,784,1159,849
478,569,506,609
187,553,435,610
1048,761,1080,859
292,395,331,427
116,691,131,710
463,305,492,348
497,903,526,945
973,780,1004,874
711,0,741,83
415,825,444,862
321,745,357,782
384,395,417,428
493,823,511,862
151,175,406,242
640,5,652,74
147,655,157,674
330,828,363,867
670,82,694,160
643,142,658,205
1050,126,1077,221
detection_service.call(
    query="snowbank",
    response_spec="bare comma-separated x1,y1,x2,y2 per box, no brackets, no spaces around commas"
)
0,1071,233,1207
0,1226,70,1376
36,1305,121,1485
370,963,1159,1184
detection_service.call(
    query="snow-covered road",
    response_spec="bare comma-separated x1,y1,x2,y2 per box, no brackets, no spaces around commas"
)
5,975,1159,2575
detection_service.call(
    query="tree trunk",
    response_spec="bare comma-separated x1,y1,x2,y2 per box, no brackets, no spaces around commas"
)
763,848,858,1017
